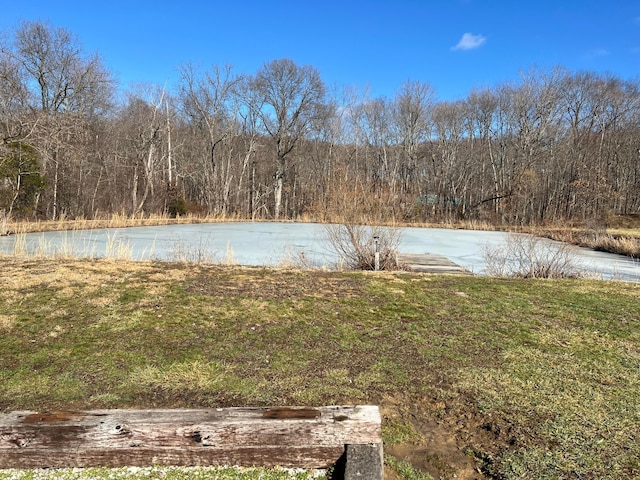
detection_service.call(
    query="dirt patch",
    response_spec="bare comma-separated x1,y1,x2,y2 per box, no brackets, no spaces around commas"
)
381,392,525,480
386,427,480,479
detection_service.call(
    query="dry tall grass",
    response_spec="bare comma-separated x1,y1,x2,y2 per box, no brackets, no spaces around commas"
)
6,231,138,261
581,233,639,257
3,212,247,234
532,228,640,258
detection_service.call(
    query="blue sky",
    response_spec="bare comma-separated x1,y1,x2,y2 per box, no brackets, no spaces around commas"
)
1,0,639,100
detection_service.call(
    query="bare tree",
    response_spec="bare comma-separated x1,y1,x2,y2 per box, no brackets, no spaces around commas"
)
431,100,468,219
250,59,326,219
0,54,28,141
392,80,435,196
2,19,639,229
502,68,564,223
0,20,113,219
118,86,169,214
466,88,504,217
178,64,242,214
9,21,112,116
232,78,262,218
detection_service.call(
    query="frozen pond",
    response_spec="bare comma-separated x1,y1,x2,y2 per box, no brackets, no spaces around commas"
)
0,222,638,281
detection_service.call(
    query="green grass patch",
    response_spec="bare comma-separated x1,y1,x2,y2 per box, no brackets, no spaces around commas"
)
384,456,435,480
382,419,423,446
458,327,640,478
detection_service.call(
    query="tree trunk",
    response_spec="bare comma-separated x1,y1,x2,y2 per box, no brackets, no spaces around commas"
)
250,160,256,220
52,149,59,220
274,173,284,220
131,164,139,214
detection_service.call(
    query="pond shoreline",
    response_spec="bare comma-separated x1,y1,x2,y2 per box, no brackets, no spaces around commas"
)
0,222,638,282
4,216,639,260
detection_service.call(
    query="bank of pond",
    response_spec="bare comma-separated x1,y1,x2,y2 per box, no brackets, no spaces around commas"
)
0,222,637,282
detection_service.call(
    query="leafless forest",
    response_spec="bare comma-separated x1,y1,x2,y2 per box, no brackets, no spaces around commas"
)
1,21,639,226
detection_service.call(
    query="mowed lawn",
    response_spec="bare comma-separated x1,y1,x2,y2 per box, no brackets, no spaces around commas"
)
1,258,639,479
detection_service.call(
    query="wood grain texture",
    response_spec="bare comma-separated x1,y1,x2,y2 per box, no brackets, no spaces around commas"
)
0,406,382,470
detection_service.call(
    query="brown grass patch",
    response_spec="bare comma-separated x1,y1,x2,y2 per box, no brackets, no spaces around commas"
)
0,315,16,330
185,267,367,300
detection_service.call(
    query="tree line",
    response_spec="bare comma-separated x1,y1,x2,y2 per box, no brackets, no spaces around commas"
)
1,20,639,226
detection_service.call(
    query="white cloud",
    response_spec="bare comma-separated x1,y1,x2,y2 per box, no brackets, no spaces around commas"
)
586,48,610,59
451,33,487,51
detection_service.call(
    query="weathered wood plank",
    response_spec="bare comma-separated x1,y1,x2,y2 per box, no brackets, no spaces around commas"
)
0,419,380,449
0,406,382,473
0,406,380,449
0,445,346,469
0,406,377,426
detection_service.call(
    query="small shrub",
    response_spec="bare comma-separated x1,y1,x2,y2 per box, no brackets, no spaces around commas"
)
323,223,402,270
483,233,582,279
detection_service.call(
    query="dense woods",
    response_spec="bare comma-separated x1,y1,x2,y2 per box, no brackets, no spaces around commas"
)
1,21,639,226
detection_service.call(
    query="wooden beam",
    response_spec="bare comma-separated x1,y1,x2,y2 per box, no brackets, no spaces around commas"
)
0,406,383,477
0,446,346,469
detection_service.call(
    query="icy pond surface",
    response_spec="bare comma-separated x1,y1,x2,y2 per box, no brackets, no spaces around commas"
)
0,222,638,281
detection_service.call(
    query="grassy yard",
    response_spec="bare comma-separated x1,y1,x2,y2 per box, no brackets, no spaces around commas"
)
0,258,638,479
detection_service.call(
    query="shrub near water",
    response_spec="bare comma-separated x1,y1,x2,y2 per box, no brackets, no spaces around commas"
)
323,223,402,270
483,233,582,278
